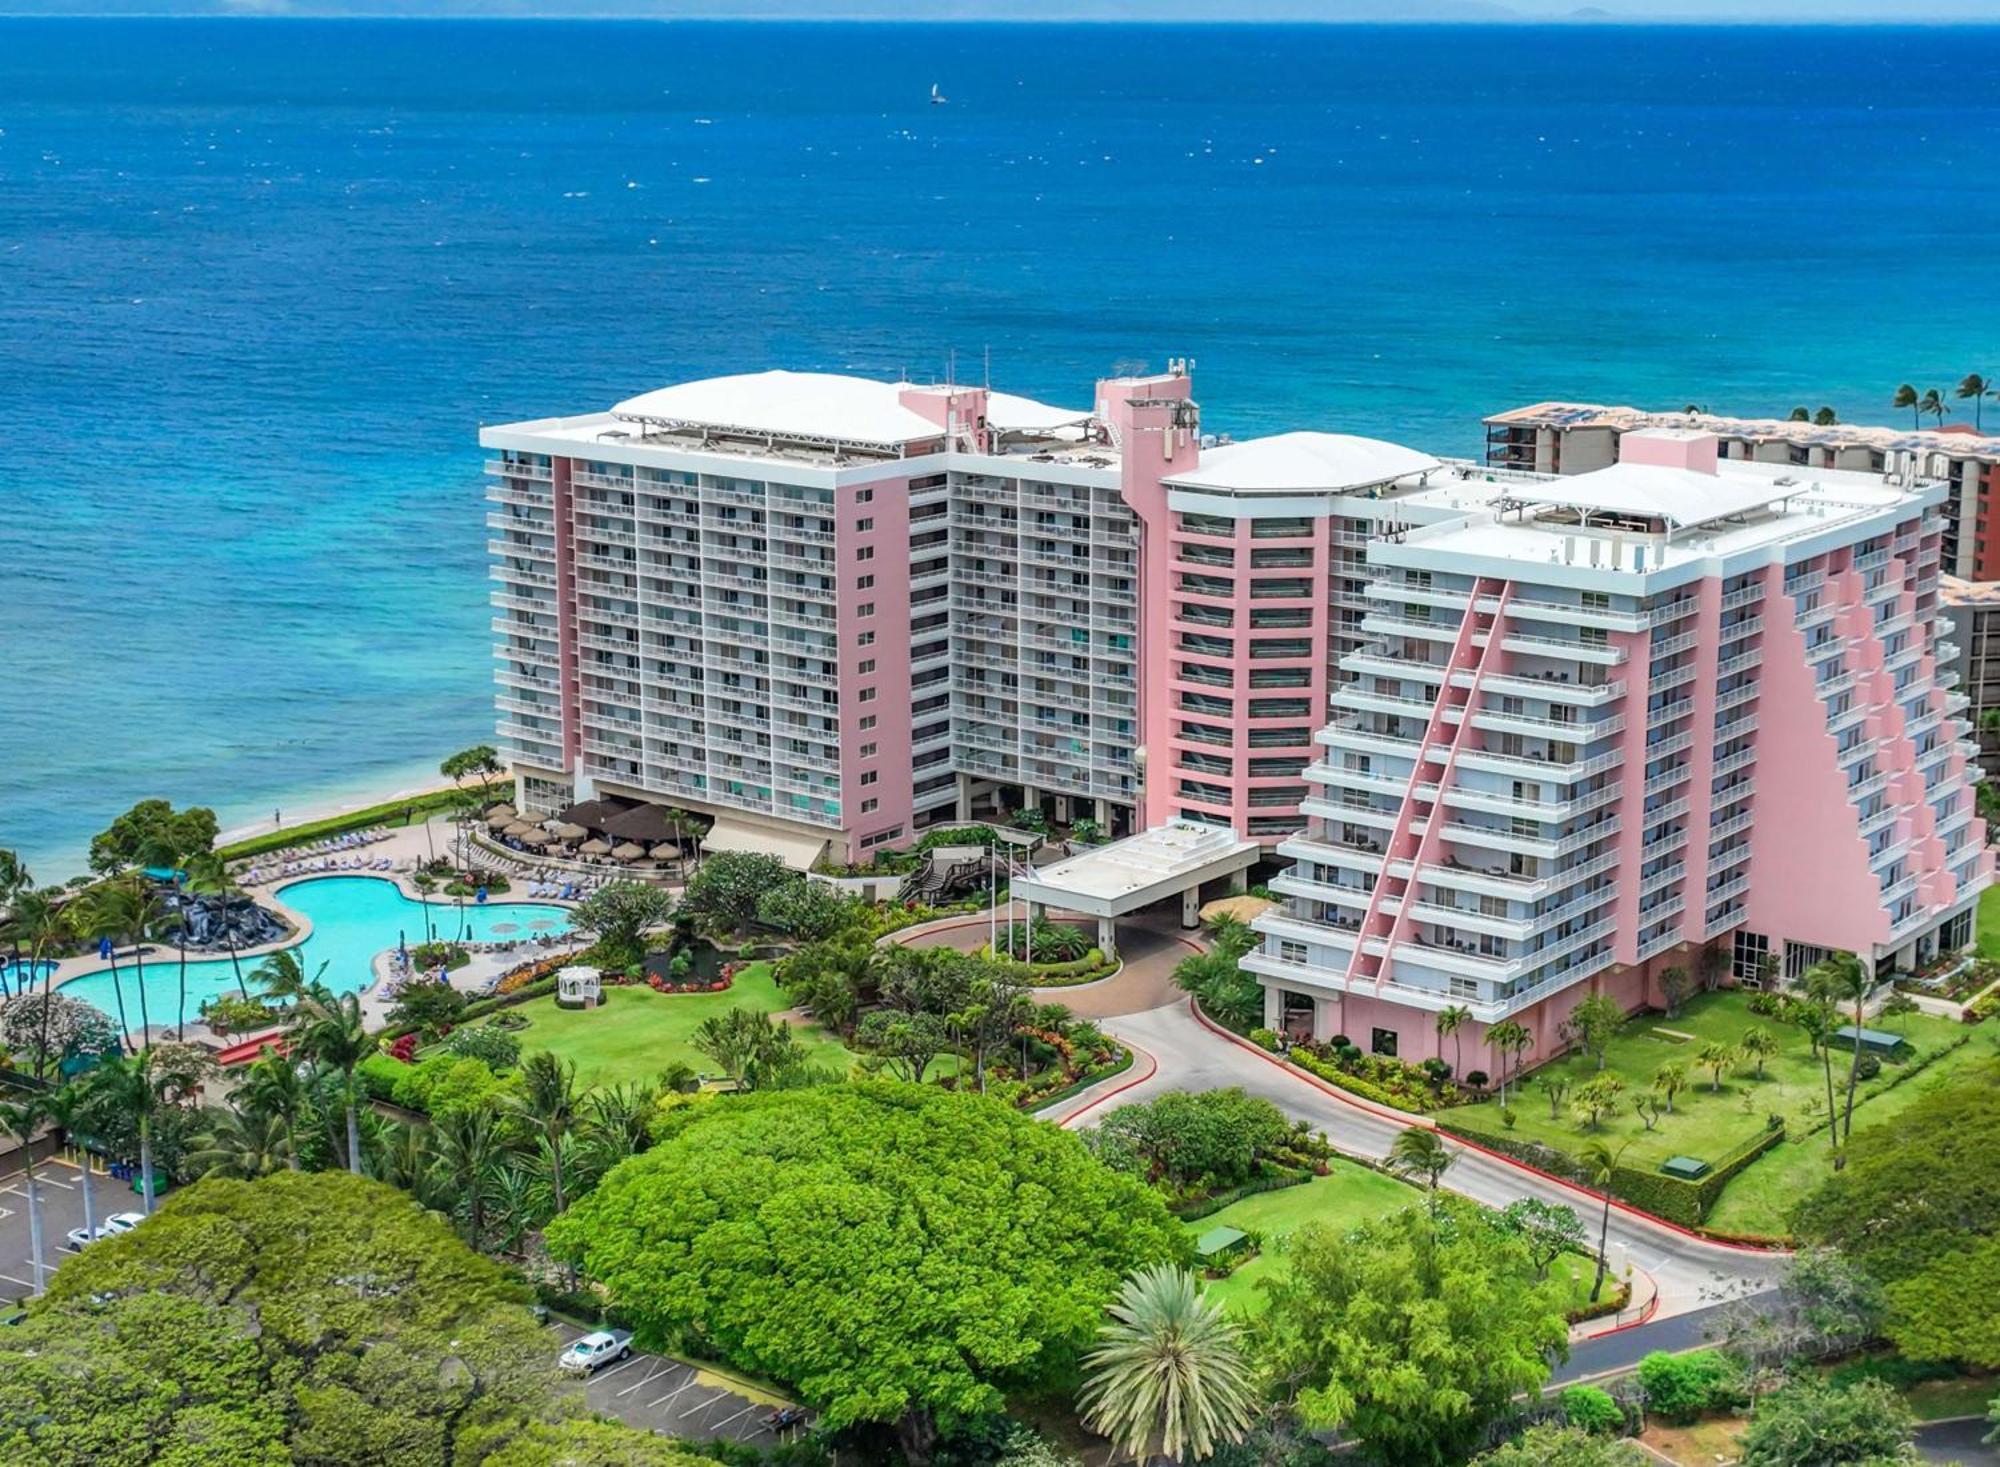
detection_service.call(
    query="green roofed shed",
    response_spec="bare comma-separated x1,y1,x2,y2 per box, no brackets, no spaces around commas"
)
1661,1156,1711,1180
1832,1025,1908,1057
1195,1225,1250,1261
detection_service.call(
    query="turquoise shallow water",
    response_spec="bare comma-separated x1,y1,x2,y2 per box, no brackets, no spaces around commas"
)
4,19,2000,877
53,876,572,1026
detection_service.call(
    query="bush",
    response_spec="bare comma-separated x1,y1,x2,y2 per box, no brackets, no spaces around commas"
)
1560,1384,1623,1435
1466,1069,1490,1090
1854,1052,1882,1082
1637,1348,1740,1424
1249,1027,1282,1053
1086,1088,1293,1192
389,1053,510,1118
199,994,281,1034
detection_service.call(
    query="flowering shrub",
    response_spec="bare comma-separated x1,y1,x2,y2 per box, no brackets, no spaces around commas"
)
385,1032,420,1064
0,991,123,1065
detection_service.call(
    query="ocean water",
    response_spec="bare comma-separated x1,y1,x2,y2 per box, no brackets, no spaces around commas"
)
5,18,2000,878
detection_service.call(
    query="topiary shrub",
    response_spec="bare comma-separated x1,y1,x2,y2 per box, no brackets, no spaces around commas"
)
1637,1348,1741,1424
1249,1028,1283,1053
1560,1383,1622,1435
1465,1069,1490,1089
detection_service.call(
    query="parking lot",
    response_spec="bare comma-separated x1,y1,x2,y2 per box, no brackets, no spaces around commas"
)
553,1324,811,1446
0,1154,110,1300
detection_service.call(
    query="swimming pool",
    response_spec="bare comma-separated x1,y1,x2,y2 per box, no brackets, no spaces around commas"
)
55,876,573,1027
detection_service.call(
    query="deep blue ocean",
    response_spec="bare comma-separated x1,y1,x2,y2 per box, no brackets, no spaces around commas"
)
5,18,2000,877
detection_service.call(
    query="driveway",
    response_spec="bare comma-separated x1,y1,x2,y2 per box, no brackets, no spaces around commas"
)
1918,1418,2000,1466
1076,1000,1788,1322
552,1325,810,1446
895,909,1200,1019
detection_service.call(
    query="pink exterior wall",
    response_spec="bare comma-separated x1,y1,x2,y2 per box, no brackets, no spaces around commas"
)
1741,558,1891,953
898,385,990,452
551,456,581,772
834,475,914,864
1618,429,1719,476
1097,373,1201,832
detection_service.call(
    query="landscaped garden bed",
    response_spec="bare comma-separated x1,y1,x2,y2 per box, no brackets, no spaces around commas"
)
1441,988,1993,1233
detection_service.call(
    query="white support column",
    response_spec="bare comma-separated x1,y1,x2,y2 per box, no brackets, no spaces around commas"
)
955,774,974,823
1262,983,1281,1030
1097,916,1118,960
1180,887,1201,928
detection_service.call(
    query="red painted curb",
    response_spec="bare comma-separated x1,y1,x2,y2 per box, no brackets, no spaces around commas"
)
1583,1280,1663,1340
1189,1000,1789,1256
1054,1040,1159,1127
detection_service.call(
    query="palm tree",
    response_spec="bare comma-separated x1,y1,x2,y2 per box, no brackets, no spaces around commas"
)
0,1093,52,1293
1653,1061,1689,1115
503,1051,580,1216
1487,1019,1532,1105
1814,406,1838,426
430,1109,503,1247
1919,388,1951,429
74,878,170,1052
1577,1138,1628,1304
1893,383,1920,428
485,1159,543,1257
1807,950,1871,1162
294,990,371,1176
411,871,439,946
1386,1127,1454,1215
185,1105,292,1179
1957,373,1993,433
252,947,325,1012
1696,1041,1737,1093
1078,1264,1256,1463
41,1081,102,1244
86,1051,165,1214
1435,1004,1471,1080
1739,1026,1778,1080
183,852,249,1000
238,1047,308,1170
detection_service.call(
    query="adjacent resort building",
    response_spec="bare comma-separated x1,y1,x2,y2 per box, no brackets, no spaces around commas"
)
483,368,1992,1070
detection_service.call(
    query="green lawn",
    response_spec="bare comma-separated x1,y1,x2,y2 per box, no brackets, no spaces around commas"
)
1450,990,1973,1176
484,961,856,1089
1978,885,2000,960
1191,1167,1609,1319
1703,1026,2000,1237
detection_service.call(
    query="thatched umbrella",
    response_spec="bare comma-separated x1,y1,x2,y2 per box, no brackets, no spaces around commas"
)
578,838,611,857
503,820,536,837
488,802,517,819
517,829,553,847
552,822,589,841
610,842,646,862
486,811,516,829
649,843,680,861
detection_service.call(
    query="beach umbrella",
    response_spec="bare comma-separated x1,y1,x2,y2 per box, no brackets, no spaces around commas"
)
517,829,553,846
527,918,559,931
552,822,588,841
486,811,515,829
578,838,611,856
503,820,535,837
488,802,517,819
649,843,679,860
489,922,520,935
611,842,645,861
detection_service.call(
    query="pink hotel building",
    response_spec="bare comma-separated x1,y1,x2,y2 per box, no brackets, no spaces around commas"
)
484,366,1991,1068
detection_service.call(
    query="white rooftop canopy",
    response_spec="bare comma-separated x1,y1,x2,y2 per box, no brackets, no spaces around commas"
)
1506,461,1803,532
1011,820,1260,920
700,814,829,873
1166,431,1441,494
611,370,1087,448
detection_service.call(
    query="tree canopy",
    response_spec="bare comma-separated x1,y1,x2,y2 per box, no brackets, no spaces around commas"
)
678,851,793,935
1085,1087,1290,1192
1737,1376,1918,1466
546,1083,1187,1462
568,881,675,970
88,798,219,875
1473,1425,1647,1466
0,1170,708,1467
1256,1205,1569,1466
1792,1059,2000,1365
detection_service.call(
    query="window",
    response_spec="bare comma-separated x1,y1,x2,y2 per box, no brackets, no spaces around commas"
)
861,797,879,813
1278,940,1309,965
860,742,877,758
856,488,874,503
856,546,874,562
858,601,875,617
857,630,875,646
859,715,877,730
859,658,876,674
1370,1028,1399,1058
856,517,874,532
856,575,875,590
861,771,878,786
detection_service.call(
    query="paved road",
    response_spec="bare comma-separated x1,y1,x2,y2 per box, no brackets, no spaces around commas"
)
552,1325,809,1446
1083,1001,1788,1322
1918,1417,2000,1466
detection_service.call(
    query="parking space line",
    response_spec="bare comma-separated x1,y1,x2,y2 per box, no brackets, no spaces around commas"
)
677,1389,729,1422
651,1377,703,1413
616,1361,670,1398
591,1354,645,1383
0,1271,35,1289
710,1403,759,1434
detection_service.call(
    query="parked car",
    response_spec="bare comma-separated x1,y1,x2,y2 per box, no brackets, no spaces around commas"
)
64,1225,110,1251
101,1212,147,1235
558,1329,632,1374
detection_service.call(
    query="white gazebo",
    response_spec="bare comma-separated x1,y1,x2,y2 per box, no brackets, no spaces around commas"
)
1009,820,1260,959
556,964,602,1010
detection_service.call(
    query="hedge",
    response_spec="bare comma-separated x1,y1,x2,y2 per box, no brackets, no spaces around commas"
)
1170,1167,1312,1222
1289,1049,1434,1115
1435,1115,1787,1228
1791,1031,1972,1140
1023,1046,1135,1114
219,787,464,861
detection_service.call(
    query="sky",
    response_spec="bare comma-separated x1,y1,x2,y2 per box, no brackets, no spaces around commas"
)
11,1,2000,22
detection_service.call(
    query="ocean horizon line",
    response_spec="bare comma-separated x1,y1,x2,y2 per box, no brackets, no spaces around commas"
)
8,13,2000,28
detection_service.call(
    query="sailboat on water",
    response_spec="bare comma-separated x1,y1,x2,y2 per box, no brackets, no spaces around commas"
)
930,83,948,106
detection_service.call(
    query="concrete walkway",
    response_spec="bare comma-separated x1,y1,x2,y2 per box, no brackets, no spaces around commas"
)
1079,999,1788,1323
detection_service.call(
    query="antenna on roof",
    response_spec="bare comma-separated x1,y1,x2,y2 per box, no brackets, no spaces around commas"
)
947,347,957,388
983,345,990,389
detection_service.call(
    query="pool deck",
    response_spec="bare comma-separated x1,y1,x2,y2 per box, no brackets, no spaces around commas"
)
36,818,589,1046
